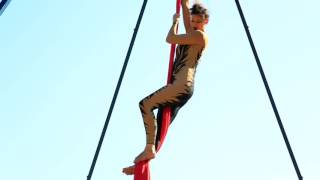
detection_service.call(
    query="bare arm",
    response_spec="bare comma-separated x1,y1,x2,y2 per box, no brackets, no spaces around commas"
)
166,16,179,43
166,13,205,46
167,29,205,45
181,0,192,33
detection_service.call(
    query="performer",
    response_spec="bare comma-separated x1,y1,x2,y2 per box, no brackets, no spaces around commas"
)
123,0,209,175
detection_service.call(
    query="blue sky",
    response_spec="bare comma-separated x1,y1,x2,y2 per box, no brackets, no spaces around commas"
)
0,0,319,180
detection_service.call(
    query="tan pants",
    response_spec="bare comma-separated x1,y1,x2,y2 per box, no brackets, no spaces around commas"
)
139,83,193,145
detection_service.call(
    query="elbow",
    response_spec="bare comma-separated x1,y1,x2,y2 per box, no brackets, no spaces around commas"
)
166,36,171,43
166,36,174,44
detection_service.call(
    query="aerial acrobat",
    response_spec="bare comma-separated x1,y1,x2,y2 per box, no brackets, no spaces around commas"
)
123,0,210,175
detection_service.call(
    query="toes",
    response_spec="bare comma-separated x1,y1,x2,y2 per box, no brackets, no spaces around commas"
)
122,166,135,175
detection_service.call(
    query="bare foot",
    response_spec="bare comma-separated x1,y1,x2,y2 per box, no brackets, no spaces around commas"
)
122,165,135,175
134,144,156,163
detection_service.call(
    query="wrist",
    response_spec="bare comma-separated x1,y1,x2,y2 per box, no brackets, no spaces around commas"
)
181,0,189,5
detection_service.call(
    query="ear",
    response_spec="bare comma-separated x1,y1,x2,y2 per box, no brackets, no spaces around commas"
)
203,18,209,24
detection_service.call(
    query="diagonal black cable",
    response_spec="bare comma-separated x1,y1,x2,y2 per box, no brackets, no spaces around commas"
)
234,1,303,180
86,1,149,179
0,0,11,16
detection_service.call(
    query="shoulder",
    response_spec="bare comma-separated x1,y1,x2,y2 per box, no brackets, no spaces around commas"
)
192,30,208,48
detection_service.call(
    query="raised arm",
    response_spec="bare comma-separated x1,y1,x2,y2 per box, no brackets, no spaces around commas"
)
166,2,206,46
166,13,205,46
181,0,192,33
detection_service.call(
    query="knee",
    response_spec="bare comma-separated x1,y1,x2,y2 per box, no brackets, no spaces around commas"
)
139,99,147,109
139,98,151,111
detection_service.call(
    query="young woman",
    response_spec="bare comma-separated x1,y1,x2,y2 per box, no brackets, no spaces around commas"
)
123,0,209,175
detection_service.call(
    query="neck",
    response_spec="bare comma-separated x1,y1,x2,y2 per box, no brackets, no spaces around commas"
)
197,27,205,32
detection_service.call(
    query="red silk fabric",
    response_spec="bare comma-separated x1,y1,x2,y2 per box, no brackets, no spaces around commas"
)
134,1,181,180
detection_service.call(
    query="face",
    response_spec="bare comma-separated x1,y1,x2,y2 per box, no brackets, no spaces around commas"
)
191,15,208,30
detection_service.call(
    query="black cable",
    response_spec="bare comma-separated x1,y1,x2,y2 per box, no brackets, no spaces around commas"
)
234,1,303,180
0,0,11,15
86,1,149,179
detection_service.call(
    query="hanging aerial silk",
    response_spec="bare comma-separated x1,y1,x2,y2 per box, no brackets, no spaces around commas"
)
134,0,181,179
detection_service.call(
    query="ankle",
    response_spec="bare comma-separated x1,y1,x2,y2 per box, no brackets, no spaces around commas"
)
145,144,156,152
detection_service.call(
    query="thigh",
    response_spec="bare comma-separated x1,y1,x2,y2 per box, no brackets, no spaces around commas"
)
142,83,192,110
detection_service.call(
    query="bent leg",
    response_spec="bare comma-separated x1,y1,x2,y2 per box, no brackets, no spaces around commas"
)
139,83,191,145
135,83,192,163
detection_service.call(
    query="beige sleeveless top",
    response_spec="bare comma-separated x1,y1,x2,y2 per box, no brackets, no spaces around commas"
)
172,44,204,86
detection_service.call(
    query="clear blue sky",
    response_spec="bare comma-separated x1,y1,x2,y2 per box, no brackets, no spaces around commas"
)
1,0,319,180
